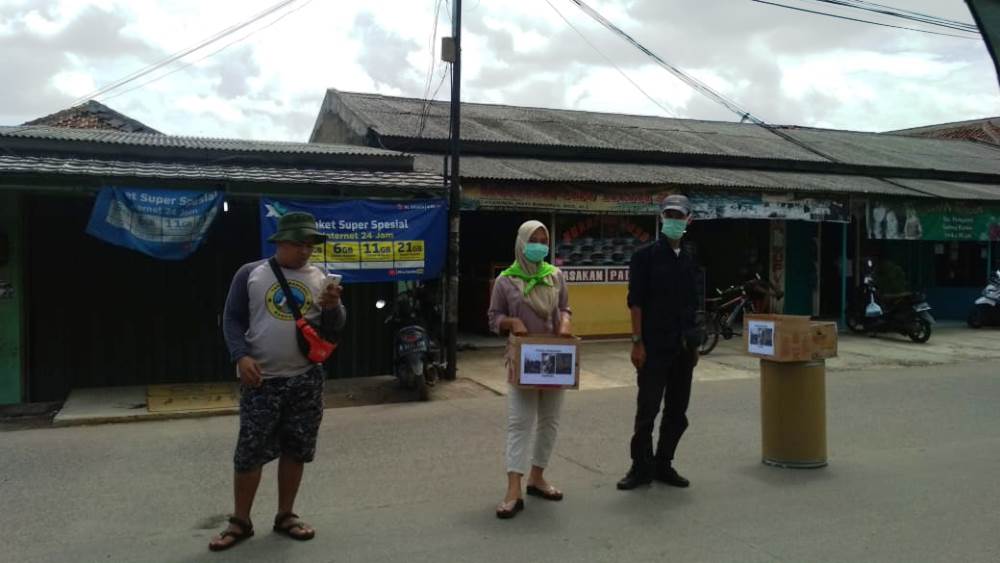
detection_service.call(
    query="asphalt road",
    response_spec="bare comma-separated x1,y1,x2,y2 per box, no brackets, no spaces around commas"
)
1,359,998,563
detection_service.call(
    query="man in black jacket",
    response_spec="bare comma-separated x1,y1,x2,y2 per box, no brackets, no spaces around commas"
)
618,194,702,490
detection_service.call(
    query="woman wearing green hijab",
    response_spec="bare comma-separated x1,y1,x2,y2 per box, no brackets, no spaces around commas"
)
488,220,572,519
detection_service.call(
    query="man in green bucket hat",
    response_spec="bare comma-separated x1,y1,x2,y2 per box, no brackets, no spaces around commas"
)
212,211,345,551
267,211,328,245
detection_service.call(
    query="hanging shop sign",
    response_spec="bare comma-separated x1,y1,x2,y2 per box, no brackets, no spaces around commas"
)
690,194,849,223
260,199,447,283
562,266,630,285
86,187,222,260
462,185,847,222
867,201,1000,241
462,185,661,213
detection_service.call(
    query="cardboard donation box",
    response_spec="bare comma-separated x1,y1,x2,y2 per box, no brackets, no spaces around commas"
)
509,335,581,389
744,315,839,363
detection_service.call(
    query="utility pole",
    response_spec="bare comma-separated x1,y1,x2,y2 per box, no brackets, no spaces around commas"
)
445,0,462,380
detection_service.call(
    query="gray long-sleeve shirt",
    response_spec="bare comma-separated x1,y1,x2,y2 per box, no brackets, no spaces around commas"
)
223,259,346,378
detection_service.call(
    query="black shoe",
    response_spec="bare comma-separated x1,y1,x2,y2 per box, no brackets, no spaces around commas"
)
654,465,690,488
616,465,653,490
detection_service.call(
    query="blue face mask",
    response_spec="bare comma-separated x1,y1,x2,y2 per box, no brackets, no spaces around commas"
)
661,218,688,240
524,242,550,263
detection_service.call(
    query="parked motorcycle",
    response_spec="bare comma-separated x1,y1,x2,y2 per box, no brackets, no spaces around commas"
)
376,284,443,400
967,269,1000,328
700,274,783,355
847,259,933,343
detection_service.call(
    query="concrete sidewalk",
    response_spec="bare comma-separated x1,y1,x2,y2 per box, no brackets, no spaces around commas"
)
47,324,997,425
459,324,1000,394
52,376,498,426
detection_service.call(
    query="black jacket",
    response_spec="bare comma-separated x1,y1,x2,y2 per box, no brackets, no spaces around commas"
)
627,239,702,355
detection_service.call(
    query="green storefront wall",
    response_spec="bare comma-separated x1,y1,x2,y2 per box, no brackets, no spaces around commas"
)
0,193,23,404
783,221,817,316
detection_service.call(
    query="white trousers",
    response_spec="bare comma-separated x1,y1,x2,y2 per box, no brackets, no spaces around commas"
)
505,385,566,475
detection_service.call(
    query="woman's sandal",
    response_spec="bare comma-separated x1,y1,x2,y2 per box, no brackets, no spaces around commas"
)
495,498,525,519
208,516,254,552
273,511,316,541
526,484,564,501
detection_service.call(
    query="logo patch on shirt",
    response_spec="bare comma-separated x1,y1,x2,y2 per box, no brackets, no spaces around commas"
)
265,280,313,321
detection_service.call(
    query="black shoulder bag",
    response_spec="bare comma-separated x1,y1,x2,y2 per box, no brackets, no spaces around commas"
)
268,258,337,364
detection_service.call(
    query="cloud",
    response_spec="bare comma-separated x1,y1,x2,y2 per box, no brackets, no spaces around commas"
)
1,0,996,140
350,12,424,95
0,2,163,124
213,46,260,99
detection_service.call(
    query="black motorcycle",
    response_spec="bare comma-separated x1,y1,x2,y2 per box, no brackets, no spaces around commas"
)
377,284,443,401
847,259,933,343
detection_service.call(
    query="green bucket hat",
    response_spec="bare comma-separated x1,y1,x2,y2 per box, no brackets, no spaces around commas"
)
267,212,327,244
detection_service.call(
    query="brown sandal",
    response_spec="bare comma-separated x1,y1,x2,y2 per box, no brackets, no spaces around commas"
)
273,512,316,541
208,516,254,552
495,498,524,519
527,484,564,501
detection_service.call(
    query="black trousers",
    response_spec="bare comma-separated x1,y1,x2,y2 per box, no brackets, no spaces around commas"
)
629,349,695,466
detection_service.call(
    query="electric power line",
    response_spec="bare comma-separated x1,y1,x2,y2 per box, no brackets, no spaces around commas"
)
543,0,687,122
566,0,768,127
72,0,302,105
100,0,315,104
564,0,847,164
805,0,978,33
751,0,980,40
416,0,448,138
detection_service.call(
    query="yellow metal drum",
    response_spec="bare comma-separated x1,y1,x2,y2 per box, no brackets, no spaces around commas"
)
760,359,827,468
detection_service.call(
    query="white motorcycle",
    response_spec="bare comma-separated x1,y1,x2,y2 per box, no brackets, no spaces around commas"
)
967,270,1000,328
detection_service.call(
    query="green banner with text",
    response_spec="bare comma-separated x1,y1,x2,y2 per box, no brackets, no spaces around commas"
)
867,201,1000,241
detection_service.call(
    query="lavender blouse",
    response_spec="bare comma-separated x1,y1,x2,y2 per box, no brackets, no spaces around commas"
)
488,271,571,335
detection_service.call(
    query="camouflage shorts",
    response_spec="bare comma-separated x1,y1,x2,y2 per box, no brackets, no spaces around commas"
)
233,366,325,473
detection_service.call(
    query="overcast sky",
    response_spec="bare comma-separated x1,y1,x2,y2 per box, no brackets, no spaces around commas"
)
1,0,996,141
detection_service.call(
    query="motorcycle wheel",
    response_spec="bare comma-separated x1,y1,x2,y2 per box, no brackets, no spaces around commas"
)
399,363,417,389
846,313,866,334
967,307,985,329
908,318,932,343
416,371,430,401
699,320,720,356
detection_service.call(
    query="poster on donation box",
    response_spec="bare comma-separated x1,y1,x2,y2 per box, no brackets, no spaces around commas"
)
260,198,447,284
513,337,580,389
747,319,776,356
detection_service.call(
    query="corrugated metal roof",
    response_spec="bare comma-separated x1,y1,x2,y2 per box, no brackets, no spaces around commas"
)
326,90,1000,177
780,127,1000,176
325,91,827,161
414,155,931,197
0,125,404,158
0,154,443,190
887,178,1000,200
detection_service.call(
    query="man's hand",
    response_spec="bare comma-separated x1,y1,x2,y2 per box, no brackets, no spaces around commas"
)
631,341,646,370
318,283,342,310
684,336,701,368
508,318,529,336
237,356,263,387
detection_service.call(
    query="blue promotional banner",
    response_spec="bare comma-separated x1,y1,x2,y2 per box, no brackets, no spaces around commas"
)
86,187,223,260
260,199,447,283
